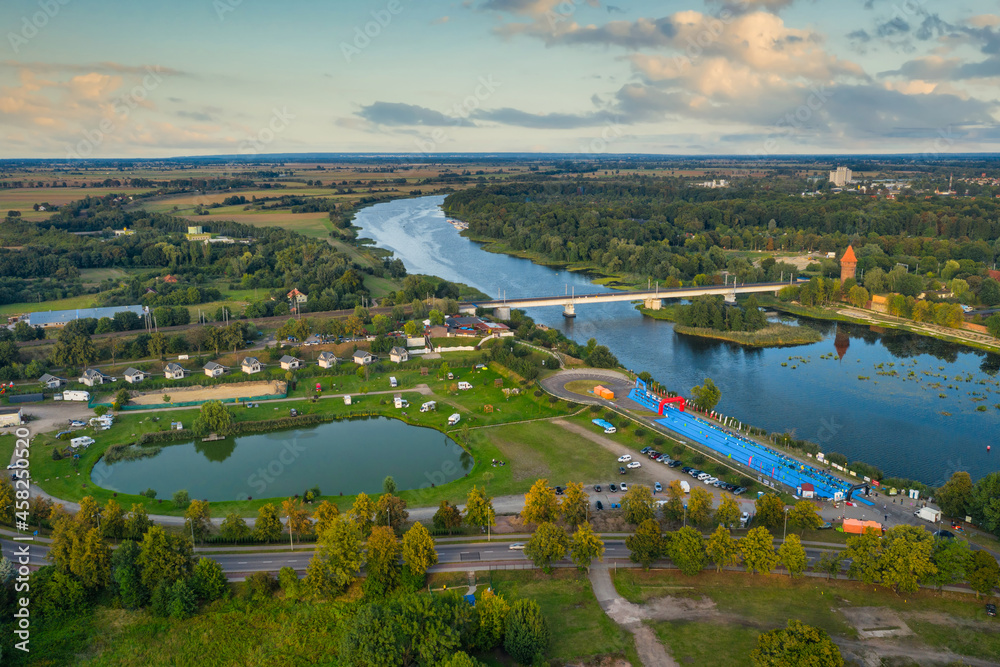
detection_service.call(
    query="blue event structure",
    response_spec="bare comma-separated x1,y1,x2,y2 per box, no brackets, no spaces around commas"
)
629,379,872,505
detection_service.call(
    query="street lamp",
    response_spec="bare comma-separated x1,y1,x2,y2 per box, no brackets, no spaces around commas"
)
783,507,789,541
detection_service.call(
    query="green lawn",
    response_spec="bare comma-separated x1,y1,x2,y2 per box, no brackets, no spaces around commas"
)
489,570,636,664
616,569,1000,665
0,293,97,316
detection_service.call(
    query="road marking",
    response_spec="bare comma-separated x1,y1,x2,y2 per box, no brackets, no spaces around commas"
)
263,560,273,564
238,561,247,564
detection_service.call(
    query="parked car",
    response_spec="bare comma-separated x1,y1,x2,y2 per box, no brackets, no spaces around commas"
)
703,476,718,485
627,461,641,469
617,454,632,462
681,466,693,474
669,460,683,468
594,484,602,493
595,500,604,510
640,447,652,454
647,451,661,459
609,483,618,493
509,543,525,551
987,603,997,617
654,482,663,493
554,486,564,495
697,473,712,482
739,512,750,528
733,487,747,495
656,454,669,462
619,466,627,475
619,482,629,492
818,522,833,530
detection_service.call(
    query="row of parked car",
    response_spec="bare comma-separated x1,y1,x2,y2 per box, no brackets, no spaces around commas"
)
639,446,684,469
681,466,747,495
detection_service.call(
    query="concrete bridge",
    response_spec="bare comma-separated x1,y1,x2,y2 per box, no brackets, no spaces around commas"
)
463,279,807,318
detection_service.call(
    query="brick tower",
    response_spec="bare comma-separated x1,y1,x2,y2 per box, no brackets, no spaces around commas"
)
840,245,857,283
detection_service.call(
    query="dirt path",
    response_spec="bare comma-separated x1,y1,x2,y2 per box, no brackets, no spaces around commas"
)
835,638,1000,667
589,564,678,667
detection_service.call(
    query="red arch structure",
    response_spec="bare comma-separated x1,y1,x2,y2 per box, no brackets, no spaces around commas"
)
658,396,685,414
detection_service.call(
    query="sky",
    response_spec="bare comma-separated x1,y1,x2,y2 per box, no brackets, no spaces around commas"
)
0,0,998,158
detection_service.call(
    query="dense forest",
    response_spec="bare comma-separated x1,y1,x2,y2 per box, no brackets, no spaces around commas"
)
444,180,1000,305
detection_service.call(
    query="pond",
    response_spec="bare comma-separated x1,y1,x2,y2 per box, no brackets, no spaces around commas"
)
90,417,472,501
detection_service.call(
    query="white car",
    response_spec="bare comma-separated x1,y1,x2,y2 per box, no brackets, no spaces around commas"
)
697,473,711,481
627,461,641,469
619,482,629,492
617,454,632,462
509,543,525,550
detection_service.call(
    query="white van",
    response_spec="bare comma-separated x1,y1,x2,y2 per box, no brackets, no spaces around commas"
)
457,381,473,390
420,401,437,412
393,395,408,409
389,376,398,388
679,481,690,494
448,413,461,426
70,436,95,448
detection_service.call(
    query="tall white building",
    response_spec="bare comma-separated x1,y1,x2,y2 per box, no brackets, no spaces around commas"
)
829,167,852,187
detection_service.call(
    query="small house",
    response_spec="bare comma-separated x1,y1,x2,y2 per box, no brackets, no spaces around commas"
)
39,373,66,389
280,355,302,371
389,346,409,364
79,369,108,387
164,363,188,380
317,351,338,368
287,288,308,304
0,406,23,428
799,483,815,499
204,362,227,378
241,357,263,375
124,368,147,384
353,350,374,365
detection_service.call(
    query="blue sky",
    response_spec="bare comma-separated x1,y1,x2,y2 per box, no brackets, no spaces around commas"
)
1,0,998,157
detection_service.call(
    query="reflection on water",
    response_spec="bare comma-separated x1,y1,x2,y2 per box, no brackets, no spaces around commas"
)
354,196,1000,484
92,417,471,501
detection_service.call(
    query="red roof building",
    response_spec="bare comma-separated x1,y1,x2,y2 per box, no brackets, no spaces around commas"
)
840,245,857,283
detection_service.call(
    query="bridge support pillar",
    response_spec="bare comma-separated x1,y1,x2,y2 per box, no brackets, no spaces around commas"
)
563,303,576,318
724,292,737,304
643,297,663,311
494,306,511,321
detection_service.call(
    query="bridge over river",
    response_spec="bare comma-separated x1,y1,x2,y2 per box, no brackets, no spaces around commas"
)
463,279,808,318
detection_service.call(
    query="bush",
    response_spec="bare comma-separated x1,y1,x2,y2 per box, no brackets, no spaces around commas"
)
692,454,705,465
534,390,543,397
278,567,301,600
242,571,278,601
589,404,601,413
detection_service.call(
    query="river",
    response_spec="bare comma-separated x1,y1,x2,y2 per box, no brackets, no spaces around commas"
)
355,195,1000,485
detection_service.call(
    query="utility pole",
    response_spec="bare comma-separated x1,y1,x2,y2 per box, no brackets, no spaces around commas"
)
783,507,789,542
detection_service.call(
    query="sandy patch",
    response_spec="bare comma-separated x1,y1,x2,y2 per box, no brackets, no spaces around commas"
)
840,607,913,639
127,381,286,405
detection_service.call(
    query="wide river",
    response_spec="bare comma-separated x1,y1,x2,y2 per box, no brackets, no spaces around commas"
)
355,195,1000,485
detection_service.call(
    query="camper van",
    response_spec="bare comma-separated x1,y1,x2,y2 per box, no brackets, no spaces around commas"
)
457,381,473,391
394,395,409,409
448,413,461,426
70,436,95,448
62,390,90,402
344,395,352,406
420,401,437,412
389,376,398,388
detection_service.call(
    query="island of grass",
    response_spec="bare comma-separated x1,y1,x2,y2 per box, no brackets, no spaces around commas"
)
673,323,823,348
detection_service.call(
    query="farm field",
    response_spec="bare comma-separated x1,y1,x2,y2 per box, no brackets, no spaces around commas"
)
0,293,98,317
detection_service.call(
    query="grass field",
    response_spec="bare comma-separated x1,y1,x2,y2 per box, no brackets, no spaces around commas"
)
0,292,98,316
615,569,1000,665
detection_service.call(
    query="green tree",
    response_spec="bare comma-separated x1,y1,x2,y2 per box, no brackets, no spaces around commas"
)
879,525,936,593
740,526,778,575
475,588,510,651
815,550,844,579
305,516,364,598
76,495,102,530
101,498,125,540
752,620,844,667
172,489,190,510
374,493,409,535
220,511,251,541
936,471,973,519
690,377,721,411
464,486,496,532
626,519,664,569
569,522,604,573
184,499,212,543
125,504,151,541
559,481,589,527
667,526,707,576
440,652,482,667
687,487,714,527
339,601,404,666
525,521,569,574
754,494,785,530
111,540,147,609
967,550,1000,598
661,480,685,523
168,578,197,620
706,525,741,572
714,496,740,529
364,526,401,597
192,400,233,437
73,527,112,589
777,534,808,577
926,538,971,589
137,525,194,591
428,309,445,326
621,483,656,525
350,492,376,535
504,599,550,665
432,500,463,534
787,501,822,531
845,528,883,585
382,475,397,495
400,522,437,579
312,500,341,536
970,472,1000,538
847,285,870,308
253,503,283,542
190,557,228,601
521,478,559,525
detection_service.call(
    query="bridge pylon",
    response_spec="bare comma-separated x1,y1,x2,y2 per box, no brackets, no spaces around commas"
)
643,297,663,310
563,302,576,318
